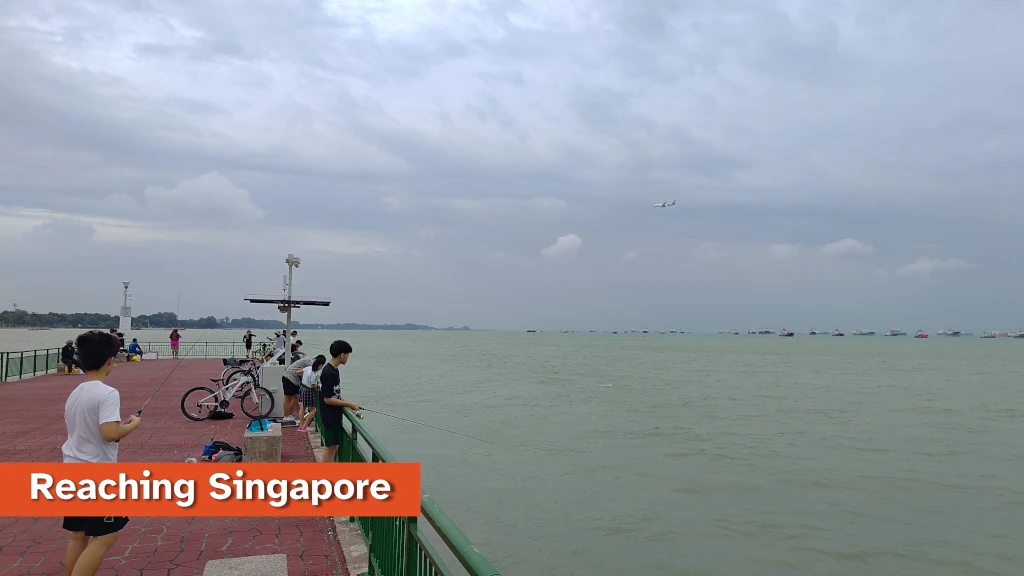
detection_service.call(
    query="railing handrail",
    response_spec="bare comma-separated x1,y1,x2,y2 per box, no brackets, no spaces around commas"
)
341,407,501,576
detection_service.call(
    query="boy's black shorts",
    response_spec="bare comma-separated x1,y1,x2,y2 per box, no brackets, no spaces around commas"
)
62,516,130,537
281,376,300,396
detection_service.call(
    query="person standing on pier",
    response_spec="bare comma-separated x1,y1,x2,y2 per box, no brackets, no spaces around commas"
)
169,329,181,359
297,354,326,433
243,331,254,358
282,351,313,424
319,340,361,463
61,330,142,576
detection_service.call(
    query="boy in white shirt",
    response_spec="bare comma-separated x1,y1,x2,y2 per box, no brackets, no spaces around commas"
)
61,330,142,576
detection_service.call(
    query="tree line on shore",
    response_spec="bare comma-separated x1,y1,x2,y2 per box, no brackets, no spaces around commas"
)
0,310,469,331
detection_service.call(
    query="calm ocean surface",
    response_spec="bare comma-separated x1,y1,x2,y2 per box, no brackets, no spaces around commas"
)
3,328,1022,575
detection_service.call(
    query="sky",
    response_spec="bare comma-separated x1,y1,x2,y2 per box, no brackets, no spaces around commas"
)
1,0,1022,332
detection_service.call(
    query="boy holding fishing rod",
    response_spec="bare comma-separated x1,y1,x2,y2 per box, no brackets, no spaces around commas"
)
319,340,362,463
61,330,142,576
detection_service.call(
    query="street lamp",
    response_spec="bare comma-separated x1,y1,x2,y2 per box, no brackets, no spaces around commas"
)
283,255,301,356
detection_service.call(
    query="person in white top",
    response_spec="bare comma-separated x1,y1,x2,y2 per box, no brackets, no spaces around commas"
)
298,355,326,432
61,330,142,576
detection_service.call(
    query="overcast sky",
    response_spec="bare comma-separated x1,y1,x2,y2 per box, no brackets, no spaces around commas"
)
1,0,1021,332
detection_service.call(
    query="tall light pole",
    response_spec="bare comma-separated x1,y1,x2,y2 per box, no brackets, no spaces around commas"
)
120,281,132,339
283,254,301,358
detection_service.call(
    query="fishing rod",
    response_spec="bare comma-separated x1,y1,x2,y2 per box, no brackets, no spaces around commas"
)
358,408,498,445
132,329,208,418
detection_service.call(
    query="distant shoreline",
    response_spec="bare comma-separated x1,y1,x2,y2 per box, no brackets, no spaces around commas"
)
0,311,471,332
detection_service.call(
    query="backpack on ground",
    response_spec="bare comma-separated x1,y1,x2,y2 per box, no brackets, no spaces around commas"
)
201,440,243,462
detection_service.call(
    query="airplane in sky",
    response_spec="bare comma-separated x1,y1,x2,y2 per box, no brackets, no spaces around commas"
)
654,200,676,208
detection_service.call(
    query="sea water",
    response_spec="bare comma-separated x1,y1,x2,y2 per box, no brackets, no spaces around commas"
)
3,329,1022,575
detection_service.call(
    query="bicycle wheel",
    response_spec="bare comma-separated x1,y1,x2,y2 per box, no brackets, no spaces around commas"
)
240,385,275,419
223,369,253,399
181,386,218,421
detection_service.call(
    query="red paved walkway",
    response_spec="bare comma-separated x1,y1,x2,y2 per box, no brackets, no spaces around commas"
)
0,359,348,576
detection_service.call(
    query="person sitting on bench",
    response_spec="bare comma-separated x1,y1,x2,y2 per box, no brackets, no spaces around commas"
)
61,340,83,374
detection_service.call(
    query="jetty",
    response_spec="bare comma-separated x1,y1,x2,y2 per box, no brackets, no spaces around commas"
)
0,343,501,576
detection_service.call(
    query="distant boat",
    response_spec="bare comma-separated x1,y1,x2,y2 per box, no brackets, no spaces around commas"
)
914,330,929,339
779,329,794,337
1015,333,1024,339
884,329,906,336
732,330,739,335
526,329,537,333
937,329,961,337
831,329,845,336
980,332,996,339
809,328,821,335
642,328,649,334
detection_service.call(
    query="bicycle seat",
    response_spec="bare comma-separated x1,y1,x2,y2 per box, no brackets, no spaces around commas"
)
209,378,224,383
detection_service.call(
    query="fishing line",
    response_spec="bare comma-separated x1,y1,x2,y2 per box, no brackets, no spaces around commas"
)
132,329,208,418
359,408,498,445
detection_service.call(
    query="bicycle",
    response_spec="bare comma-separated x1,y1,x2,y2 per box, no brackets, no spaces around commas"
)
180,374,275,422
219,357,263,398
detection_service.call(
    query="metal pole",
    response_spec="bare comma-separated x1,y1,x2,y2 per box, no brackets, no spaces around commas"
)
286,261,294,360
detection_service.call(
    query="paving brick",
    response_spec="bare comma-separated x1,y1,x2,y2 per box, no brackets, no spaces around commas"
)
0,359,348,576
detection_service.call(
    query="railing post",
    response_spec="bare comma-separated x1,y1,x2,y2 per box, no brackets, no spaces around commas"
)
404,516,419,576
32,350,37,377
19,352,24,381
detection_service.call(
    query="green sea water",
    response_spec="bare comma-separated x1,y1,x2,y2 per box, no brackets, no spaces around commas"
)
4,329,1022,575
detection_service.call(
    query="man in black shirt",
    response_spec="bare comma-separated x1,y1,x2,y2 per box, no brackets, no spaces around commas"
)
319,339,361,463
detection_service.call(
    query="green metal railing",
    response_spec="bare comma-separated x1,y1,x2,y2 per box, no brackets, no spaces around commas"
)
315,406,501,576
1,348,63,382
0,342,259,382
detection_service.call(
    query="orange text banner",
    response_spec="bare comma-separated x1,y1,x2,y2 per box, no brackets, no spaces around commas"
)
0,462,420,517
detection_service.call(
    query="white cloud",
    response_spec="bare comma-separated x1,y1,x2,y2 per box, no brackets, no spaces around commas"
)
0,206,389,257
526,196,568,209
140,172,265,223
541,234,582,259
821,238,875,257
768,243,801,259
442,196,568,212
692,242,725,259
895,256,972,278
623,251,638,261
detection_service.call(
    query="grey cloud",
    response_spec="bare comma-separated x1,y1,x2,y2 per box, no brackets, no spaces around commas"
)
1,0,1022,330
